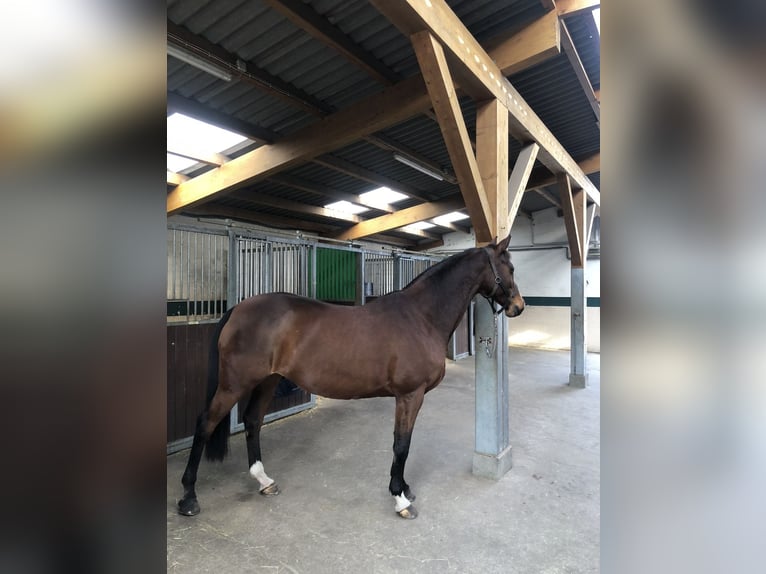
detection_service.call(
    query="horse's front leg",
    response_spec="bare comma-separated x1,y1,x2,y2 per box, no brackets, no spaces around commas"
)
389,387,425,519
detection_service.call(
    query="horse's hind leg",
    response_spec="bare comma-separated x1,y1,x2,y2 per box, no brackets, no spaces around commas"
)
243,375,281,495
178,388,240,516
389,387,425,519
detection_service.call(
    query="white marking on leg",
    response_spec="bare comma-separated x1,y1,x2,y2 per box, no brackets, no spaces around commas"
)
249,461,275,490
394,493,411,513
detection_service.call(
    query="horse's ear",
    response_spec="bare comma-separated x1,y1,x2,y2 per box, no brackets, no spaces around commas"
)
496,234,511,252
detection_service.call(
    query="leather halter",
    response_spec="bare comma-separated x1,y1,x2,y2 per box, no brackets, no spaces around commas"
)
482,247,510,315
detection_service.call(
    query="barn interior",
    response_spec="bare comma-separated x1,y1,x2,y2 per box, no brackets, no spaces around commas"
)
166,0,600,571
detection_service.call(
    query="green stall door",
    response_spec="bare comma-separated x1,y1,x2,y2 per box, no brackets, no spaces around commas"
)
315,248,357,303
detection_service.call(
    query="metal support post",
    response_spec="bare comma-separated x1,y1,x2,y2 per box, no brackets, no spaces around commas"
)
310,244,317,299
226,230,240,430
569,267,588,387
226,230,237,309
355,250,366,305
393,254,402,291
472,298,512,479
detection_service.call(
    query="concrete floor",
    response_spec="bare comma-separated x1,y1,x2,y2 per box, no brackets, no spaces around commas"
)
167,348,600,573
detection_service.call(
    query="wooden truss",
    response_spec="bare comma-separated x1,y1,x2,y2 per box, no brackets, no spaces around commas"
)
167,0,600,250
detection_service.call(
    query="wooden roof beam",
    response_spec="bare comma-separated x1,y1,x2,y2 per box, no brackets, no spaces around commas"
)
167,171,188,186
170,22,461,182
526,152,598,209
267,174,395,213
507,143,540,231
555,0,600,19
428,217,471,233
483,11,561,76
476,98,509,240
229,191,364,223
167,13,568,214
560,20,600,122
533,188,562,208
167,146,229,167
313,155,434,202
371,0,600,206
526,152,599,190
271,170,460,231
167,75,431,214
540,0,557,11
559,174,586,267
335,198,464,241
392,227,442,241
412,31,493,242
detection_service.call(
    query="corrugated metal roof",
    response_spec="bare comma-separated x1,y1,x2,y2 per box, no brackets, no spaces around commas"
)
168,0,601,246
565,11,600,89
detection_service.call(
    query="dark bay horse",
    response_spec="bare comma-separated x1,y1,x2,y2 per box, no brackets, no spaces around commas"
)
178,235,524,519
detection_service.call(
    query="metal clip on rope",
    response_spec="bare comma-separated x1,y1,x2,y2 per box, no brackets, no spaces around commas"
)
479,313,499,358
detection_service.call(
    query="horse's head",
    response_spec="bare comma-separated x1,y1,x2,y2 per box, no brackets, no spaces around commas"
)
480,234,525,318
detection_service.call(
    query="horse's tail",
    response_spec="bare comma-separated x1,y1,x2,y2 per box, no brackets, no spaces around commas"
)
204,306,235,462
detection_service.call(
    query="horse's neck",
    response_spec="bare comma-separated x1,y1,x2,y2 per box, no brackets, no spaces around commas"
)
406,251,485,341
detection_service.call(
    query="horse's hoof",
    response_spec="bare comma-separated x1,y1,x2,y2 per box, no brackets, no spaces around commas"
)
178,497,200,516
259,483,280,496
397,505,418,519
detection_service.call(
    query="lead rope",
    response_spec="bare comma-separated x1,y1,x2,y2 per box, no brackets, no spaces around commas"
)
479,313,499,358
478,304,500,358
488,312,498,358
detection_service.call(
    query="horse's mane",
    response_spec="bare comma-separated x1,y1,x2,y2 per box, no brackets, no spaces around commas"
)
401,248,478,291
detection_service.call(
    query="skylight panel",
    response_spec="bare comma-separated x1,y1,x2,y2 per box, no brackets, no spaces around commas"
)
408,221,435,230
167,153,197,173
324,200,369,214
432,211,469,226
167,113,248,158
359,187,408,207
401,221,435,235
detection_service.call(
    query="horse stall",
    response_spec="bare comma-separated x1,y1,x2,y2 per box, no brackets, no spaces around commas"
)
167,225,316,454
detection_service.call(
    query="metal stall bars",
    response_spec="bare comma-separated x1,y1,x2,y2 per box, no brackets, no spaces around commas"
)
396,252,473,360
167,226,228,322
363,251,442,298
395,254,439,290
362,251,396,300
230,231,316,433
235,234,314,301
167,225,229,453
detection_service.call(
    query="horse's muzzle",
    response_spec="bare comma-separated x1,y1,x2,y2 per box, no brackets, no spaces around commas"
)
505,298,525,318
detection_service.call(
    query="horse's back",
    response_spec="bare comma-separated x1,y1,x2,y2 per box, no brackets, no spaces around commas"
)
220,292,446,399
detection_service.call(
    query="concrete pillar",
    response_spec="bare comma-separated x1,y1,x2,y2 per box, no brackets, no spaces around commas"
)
569,266,588,387
473,299,512,479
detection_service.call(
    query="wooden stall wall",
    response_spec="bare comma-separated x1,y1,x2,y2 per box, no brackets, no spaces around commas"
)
167,322,219,444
